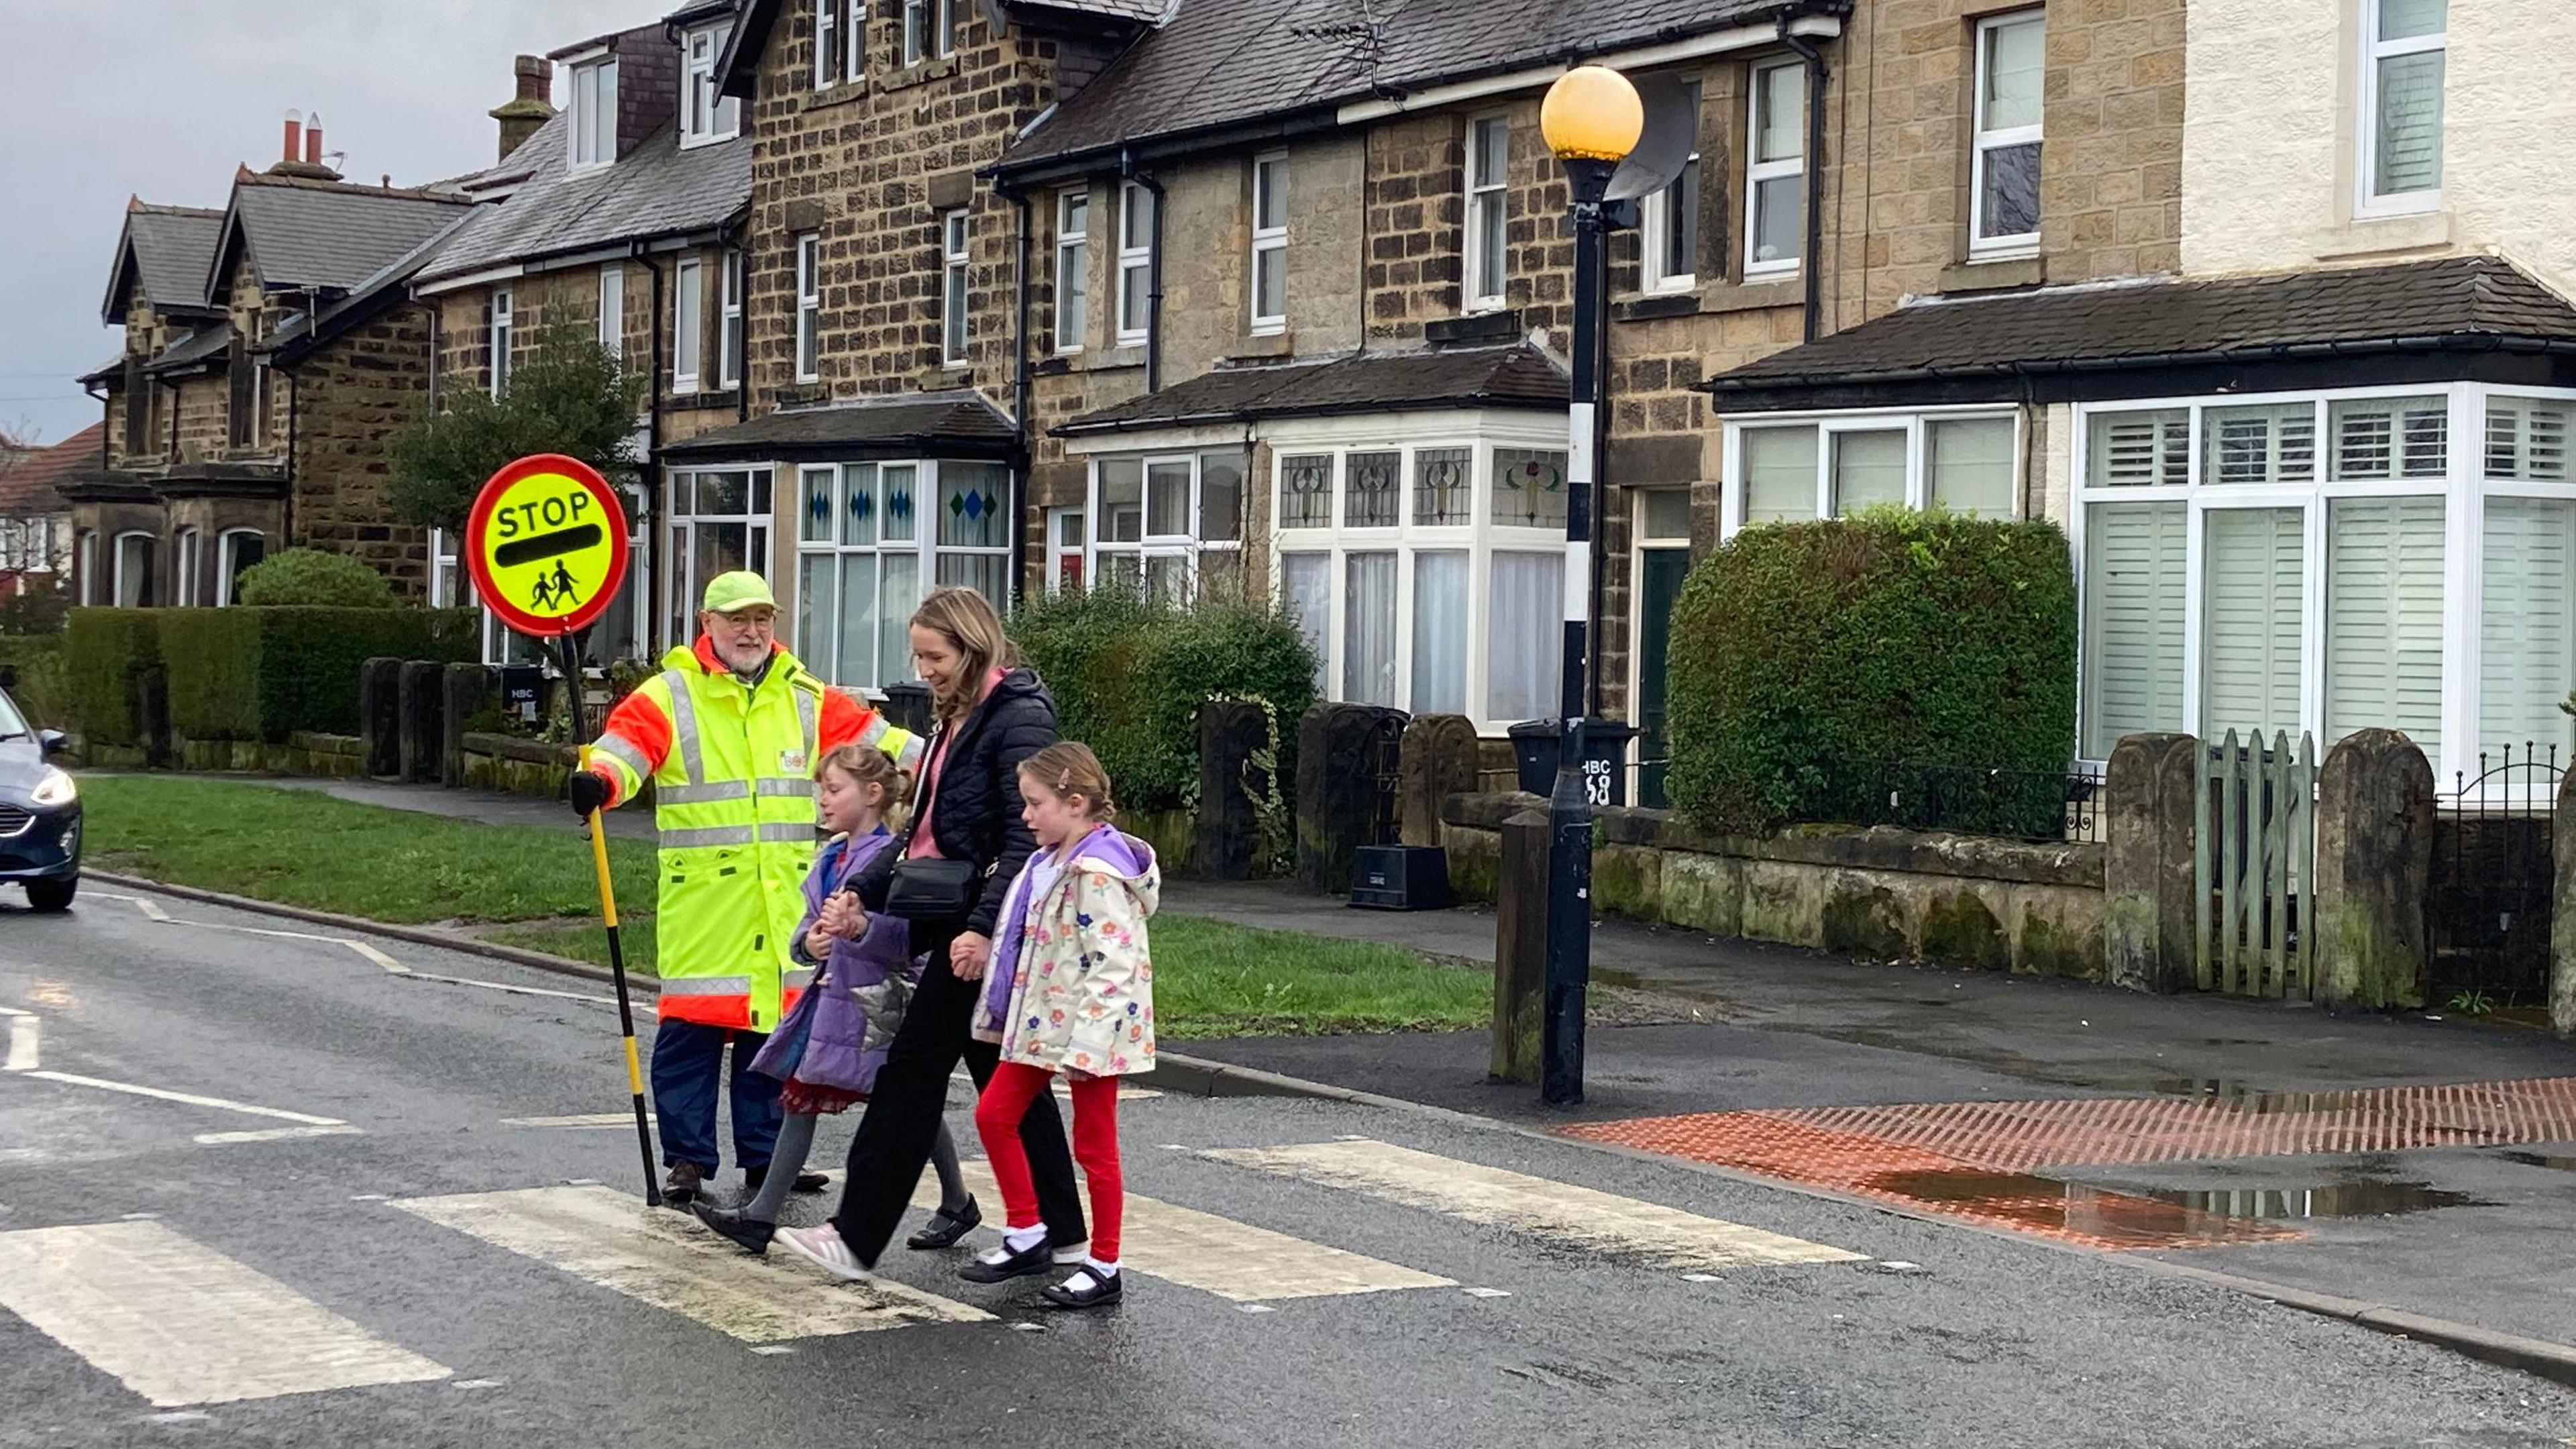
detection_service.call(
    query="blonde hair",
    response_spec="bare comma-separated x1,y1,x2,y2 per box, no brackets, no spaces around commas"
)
911,586,1017,722
1018,741,1116,822
815,743,909,828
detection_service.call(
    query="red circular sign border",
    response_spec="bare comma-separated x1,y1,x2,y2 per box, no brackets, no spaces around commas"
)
462,453,631,639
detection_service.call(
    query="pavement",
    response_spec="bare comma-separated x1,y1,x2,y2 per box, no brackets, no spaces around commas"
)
7,879,2576,1448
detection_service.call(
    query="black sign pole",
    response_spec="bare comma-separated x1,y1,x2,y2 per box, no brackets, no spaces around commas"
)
557,627,661,1209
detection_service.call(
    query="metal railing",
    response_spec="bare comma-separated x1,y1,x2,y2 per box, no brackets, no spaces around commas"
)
1804,759,2106,843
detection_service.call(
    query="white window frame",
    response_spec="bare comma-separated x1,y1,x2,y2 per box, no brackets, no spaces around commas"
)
674,256,703,392
598,264,624,360
1463,115,1509,313
935,0,959,58
941,209,971,366
1970,11,2045,259
790,458,1005,690
795,233,822,382
1745,59,1805,280
1719,407,2023,533
2357,0,2447,217
1046,506,1086,594
1638,86,1700,294
1250,152,1288,335
1116,182,1153,348
814,0,841,90
490,287,513,395
1054,190,1088,354
112,530,154,608
1260,411,1573,734
719,248,743,389
902,0,929,66
173,528,201,608
568,54,619,171
681,25,740,146
2064,380,2576,787
1082,449,1249,604
215,528,265,606
665,467,774,655
76,529,97,605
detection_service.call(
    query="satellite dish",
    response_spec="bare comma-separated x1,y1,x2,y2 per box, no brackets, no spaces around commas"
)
1604,74,1699,203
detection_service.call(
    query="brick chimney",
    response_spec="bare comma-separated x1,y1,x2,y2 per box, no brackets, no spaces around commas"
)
266,107,343,180
490,54,556,163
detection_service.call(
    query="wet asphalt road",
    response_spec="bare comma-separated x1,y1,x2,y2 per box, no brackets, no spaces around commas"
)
5,883,2576,1448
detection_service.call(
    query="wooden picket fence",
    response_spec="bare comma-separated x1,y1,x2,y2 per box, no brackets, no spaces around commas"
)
2194,729,2319,998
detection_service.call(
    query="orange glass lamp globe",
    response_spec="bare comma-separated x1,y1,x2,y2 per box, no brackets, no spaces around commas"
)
1540,65,1644,162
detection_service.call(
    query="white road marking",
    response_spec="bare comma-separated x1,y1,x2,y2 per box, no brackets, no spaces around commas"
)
451,1379,506,1389
392,1184,990,1341
918,1163,1454,1303
20,1071,349,1127
94,891,611,1005
2,1009,36,1071
342,941,407,974
0,1219,450,1407
1462,1287,1512,1298
748,1345,795,1356
192,1124,364,1146
941,1067,1160,1102
1204,1140,1868,1273
502,1112,659,1129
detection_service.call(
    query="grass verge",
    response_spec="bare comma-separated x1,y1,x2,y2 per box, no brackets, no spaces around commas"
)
87,773,1491,1038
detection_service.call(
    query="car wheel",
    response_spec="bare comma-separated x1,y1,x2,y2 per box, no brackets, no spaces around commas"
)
25,876,74,913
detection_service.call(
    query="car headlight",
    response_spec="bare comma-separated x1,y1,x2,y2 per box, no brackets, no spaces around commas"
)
30,769,74,808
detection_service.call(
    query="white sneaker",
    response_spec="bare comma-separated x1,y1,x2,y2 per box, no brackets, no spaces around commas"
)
775,1225,871,1282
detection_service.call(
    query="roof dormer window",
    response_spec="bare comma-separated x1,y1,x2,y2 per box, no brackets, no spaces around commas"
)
568,54,618,171
682,25,739,146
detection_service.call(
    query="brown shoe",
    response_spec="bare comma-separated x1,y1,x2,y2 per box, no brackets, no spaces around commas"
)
663,1162,706,1208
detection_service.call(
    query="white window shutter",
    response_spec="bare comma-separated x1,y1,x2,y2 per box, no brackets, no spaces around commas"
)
2200,508,2305,739
2485,398,2572,480
2479,497,2576,759
2082,501,2187,756
2204,403,2315,485
2088,410,2189,486
2332,396,2448,479
2324,497,2445,755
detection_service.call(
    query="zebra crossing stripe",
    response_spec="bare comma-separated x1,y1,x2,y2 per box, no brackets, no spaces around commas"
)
0,1219,450,1407
393,1183,989,1340
1203,1140,1867,1272
918,1163,1454,1302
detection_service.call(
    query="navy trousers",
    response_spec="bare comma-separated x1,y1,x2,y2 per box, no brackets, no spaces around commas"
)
649,1020,782,1175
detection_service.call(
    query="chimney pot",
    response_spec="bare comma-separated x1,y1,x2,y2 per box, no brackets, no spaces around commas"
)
282,109,303,164
515,54,549,104
492,55,559,163
305,113,323,166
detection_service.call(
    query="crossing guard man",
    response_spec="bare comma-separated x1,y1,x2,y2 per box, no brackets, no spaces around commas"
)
572,571,922,1206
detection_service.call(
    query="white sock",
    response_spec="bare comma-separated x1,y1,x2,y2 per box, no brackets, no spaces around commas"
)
1082,1256,1119,1278
1004,1224,1048,1253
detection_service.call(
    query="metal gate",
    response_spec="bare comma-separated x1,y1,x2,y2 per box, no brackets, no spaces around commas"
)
2195,730,2318,998
2428,744,2561,1012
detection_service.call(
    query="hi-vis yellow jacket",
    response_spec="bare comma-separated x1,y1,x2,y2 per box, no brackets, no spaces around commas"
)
584,636,922,1032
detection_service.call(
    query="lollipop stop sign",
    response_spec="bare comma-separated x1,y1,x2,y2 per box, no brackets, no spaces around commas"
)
464,454,629,638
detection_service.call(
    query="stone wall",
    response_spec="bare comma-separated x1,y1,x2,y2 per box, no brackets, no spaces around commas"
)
1441,790,2108,979
289,304,438,596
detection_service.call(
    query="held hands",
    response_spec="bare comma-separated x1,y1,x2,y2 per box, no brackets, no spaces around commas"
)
816,891,866,942
803,924,839,961
949,931,994,981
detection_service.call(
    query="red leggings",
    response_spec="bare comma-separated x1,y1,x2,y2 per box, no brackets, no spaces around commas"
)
975,1063,1121,1263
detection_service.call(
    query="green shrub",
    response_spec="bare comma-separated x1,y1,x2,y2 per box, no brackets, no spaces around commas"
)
234,548,397,608
0,636,69,729
1664,508,2078,834
67,608,164,747
1014,589,1319,812
255,608,479,737
158,609,268,741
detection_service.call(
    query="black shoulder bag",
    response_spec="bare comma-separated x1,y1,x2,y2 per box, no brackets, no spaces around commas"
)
852,724,990,922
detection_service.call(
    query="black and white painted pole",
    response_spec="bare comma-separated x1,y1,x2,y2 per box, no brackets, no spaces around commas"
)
1538,68,1643,1108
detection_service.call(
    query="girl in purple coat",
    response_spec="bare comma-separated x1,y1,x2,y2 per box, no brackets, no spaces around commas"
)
694,745,980,1254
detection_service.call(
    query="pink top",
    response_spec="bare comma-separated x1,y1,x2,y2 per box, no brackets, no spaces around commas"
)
906,665,1008,860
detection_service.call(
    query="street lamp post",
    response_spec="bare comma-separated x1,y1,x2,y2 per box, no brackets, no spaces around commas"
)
1537,66,1642,1108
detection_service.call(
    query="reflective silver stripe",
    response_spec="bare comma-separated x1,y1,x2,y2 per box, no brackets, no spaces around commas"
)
659,824,756,849
659,669,704,785
857,715,890,749
755,776,814,798
894,732,926,771
783,969,817,989
657,781,753,805
659,975,751,997
759,822,820,844
794,685,820,761
594,733,653,784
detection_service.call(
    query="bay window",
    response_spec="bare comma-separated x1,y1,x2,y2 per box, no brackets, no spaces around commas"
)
1725,410,2021,529
794,458,1008,688
666,468,772,650
217,531,264,606
1087,449,1245,602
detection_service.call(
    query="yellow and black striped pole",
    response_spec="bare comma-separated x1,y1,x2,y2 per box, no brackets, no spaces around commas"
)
564,633,661,1209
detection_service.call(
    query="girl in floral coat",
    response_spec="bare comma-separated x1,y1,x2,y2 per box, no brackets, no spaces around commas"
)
965,741,1156,1309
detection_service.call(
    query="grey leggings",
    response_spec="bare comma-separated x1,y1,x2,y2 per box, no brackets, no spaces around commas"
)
743,1110,970,1226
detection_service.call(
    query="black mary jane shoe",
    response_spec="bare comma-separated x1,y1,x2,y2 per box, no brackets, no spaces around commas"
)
692,1201,776,1255
907,1197,983,1251
1040,1266,1123,1310
793,1171,830,1194
958,1234,1055,1284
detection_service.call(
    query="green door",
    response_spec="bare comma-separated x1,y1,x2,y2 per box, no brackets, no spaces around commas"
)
1635,545,1690,809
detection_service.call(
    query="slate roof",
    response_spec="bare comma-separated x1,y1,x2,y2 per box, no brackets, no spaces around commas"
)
211,174,474,301
1057,341,1565,434
1706,256,2576,396
1003,0,1811,174
272,211,482,366
0,424,106,515
143,323,236,376
413,112,750,284
660,391,1018,461
103,204,225,321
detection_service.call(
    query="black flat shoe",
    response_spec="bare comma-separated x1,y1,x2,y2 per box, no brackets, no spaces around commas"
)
793,1171,829,1194
907,1198,981,1250
1040,1266,1122,1309
692,1201,775,1255
958,1235,1054,1283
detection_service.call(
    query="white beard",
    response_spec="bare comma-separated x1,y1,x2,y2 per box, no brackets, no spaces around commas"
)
713,638,769,676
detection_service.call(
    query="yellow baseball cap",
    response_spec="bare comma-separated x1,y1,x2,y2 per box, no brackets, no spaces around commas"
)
702,571,777,614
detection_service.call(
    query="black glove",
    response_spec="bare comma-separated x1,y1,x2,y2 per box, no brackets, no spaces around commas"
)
568,769,613,819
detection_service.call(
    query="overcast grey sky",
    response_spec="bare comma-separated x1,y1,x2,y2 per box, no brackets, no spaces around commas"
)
0,0,649,445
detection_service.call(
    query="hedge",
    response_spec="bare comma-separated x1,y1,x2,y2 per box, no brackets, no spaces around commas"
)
72,606,480,746
1663,508,2078,835
1014,589,1319,813
0,636,70,730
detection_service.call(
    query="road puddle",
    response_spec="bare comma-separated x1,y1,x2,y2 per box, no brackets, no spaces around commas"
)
2493,1148,2576,1172
1860,1169,2482,1247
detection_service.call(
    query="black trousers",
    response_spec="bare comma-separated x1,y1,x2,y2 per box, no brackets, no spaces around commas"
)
830,922,1085,1266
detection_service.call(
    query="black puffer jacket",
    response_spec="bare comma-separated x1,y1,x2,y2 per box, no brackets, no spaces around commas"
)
866,667,1058,940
